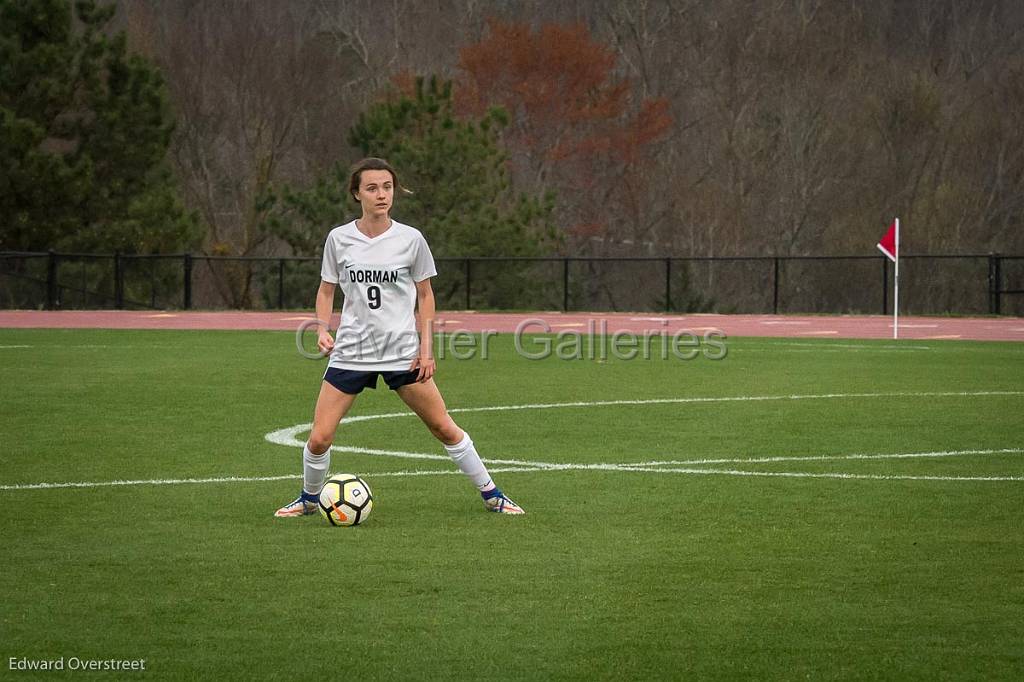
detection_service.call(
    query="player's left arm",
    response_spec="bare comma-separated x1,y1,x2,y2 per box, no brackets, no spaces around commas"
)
411,278,436,382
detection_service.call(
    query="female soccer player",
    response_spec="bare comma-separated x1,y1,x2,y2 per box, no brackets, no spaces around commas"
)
275,158,525,517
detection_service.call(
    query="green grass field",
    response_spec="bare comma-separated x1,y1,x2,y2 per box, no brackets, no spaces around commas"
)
1,328,1022,680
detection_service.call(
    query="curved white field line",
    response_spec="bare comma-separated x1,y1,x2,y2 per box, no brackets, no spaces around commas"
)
3,392,1021,492
265,390,1024,448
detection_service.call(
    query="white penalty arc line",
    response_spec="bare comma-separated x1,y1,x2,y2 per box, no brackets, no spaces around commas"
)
265,390,1024,449
4,393,1022,493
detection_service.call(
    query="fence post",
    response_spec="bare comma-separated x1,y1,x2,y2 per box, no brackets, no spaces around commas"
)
278,258,285,310
46,250,59,310
563,258,570,312
988,254,1001,315
464,259,471,310
183,253,193,310
149,257,157,309
114,251,124,309
881,258,888,315
772,257,780,314
994,255,1002,315
664,258,671,312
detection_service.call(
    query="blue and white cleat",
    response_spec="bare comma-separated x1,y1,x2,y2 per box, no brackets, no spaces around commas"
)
274,492,319,517
482,488,525,515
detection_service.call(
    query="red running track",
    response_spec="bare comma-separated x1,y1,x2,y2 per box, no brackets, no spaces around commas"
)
1,310,1023,341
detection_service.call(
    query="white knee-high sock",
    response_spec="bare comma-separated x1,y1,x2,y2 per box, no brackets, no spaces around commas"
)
444,431,496,492
302,443,331,496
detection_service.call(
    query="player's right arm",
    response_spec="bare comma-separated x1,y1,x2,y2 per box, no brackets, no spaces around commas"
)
316,280,336,355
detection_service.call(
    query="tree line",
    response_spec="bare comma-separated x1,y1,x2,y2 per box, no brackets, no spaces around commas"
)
3,0,1023,308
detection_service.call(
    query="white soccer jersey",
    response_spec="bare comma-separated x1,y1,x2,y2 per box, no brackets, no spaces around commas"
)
320,220,437,371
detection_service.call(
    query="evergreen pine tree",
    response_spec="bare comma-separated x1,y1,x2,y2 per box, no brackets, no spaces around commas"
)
0,0,198,253
266,77,556,258
264,76,557,308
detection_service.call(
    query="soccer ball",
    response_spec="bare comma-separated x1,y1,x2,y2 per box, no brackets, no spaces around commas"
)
318,474,373,526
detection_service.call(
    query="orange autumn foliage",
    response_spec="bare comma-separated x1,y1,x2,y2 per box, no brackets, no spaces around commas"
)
457,19,672,165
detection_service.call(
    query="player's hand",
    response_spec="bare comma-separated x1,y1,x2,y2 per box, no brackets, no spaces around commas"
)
317,330,335,357
410,355,436,383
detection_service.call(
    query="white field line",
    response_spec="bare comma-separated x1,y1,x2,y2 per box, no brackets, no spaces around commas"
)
767,342,931,350
513,462,1024,482
506,448,1024,482
0,466,545,492
326,447,1024,471
265,390,1024,448
626,448,1024,467
3,448,1022,492
1,474,301,491
610,466,1024,483
5,453,1023,491
629,317,685,322
6,393,1022,492
0,344,221,349
736,349,924,354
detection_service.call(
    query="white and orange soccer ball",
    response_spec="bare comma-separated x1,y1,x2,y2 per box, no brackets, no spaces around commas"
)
318,474,373,526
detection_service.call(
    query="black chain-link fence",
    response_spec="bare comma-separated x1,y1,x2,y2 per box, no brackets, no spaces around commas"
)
1,251,1021,315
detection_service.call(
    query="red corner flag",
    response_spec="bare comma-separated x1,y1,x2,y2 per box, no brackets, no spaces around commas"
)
877,221,897,262
877,218,900,339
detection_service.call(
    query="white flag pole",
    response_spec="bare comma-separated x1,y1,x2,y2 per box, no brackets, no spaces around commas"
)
893,218,900,340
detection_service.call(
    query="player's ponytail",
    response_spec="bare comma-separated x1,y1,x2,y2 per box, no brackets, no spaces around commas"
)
348,157,413,202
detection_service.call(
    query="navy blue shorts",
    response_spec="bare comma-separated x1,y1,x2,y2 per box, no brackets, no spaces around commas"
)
323,367,420,395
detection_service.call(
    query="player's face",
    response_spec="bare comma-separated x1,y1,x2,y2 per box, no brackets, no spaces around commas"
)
356,170,394,219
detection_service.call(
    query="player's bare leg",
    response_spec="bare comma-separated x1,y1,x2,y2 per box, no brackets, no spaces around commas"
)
309,380,359,453
396,379,524,514
275,381,359,517
395,377,460,443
